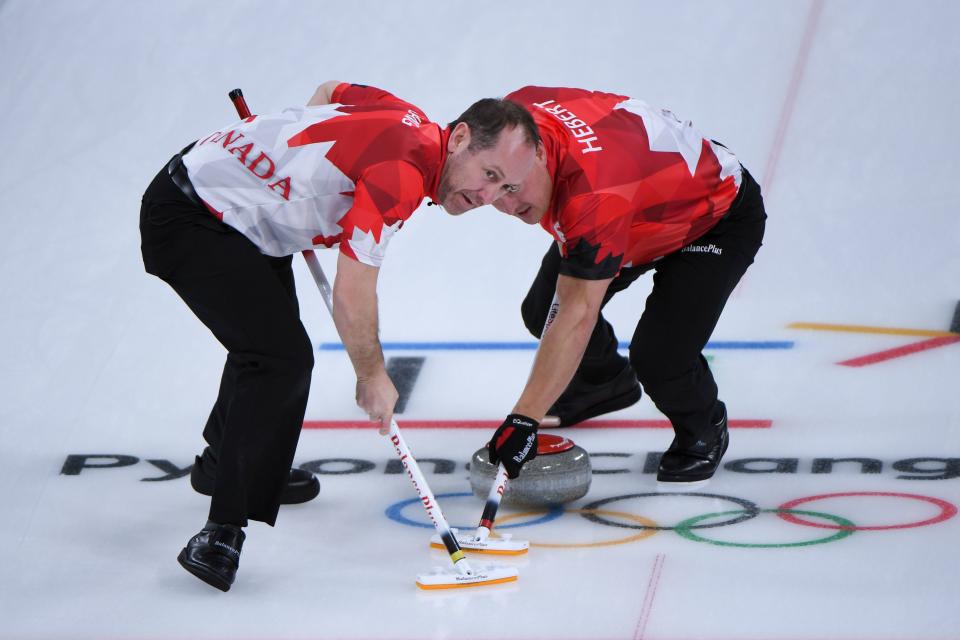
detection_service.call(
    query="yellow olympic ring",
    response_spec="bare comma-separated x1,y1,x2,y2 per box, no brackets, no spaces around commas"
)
494,509,659,549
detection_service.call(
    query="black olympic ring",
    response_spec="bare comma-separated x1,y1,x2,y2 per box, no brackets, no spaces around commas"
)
581,492,760,531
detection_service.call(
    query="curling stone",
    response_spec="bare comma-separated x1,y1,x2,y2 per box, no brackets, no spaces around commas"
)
470,434,591,507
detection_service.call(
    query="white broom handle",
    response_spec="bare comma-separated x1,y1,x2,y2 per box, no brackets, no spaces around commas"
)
300,249,471,573
301,249,333,315
385,419,472,573
474,464,509,541
474,293,560,538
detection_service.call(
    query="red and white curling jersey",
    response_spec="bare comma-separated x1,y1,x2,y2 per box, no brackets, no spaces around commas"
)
506,86,743,279
182,84,444,266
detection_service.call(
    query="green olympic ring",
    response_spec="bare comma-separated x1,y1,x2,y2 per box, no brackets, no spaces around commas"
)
674,508,856,548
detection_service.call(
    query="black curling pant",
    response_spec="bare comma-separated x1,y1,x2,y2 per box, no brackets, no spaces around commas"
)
521,168,766,444
139,162,314,527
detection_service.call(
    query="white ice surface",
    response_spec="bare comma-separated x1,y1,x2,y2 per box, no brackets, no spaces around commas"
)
1,1,959,639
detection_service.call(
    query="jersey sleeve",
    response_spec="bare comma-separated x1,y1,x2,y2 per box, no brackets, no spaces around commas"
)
335,160,425,267
331,82,409,108
556,193,632,280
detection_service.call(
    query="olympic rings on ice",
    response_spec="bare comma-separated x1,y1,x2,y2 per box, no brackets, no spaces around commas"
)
384,490,957,549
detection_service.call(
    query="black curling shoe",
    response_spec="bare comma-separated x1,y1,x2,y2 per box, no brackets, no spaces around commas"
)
190,449,320,505
177,523,245,592
657,401,729,484
545,363,642,427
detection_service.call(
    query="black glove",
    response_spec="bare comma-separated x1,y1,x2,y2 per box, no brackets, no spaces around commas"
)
487,414,539,479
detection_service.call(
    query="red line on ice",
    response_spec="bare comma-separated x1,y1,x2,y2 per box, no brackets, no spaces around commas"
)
763,0,823,190
302,419,772,430
634,553,666,640
838,335,960,367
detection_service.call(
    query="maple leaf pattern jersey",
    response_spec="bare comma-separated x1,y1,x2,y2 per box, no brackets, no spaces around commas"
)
181,83,443,266
506,86,743,279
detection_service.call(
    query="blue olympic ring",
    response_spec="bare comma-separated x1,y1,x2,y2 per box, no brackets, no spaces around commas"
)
385,491,564,530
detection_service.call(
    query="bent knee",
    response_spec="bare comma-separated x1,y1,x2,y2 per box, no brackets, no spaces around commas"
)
629,342,657,385
629,341,691,388
241,333,314,379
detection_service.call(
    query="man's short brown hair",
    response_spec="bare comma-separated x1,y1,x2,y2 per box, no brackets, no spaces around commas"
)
449,98,541,151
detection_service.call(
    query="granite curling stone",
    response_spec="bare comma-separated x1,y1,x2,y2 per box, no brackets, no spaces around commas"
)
470,434,591,507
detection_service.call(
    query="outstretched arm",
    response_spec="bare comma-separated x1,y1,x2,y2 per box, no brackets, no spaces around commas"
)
332,251,398,434
513,273,612,420
488,273,611,478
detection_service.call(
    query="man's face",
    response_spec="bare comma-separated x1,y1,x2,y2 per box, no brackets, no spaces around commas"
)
437,123,537,215
492,144,552,225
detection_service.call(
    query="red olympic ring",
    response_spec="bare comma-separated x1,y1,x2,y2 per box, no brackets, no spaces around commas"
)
777,491,958,531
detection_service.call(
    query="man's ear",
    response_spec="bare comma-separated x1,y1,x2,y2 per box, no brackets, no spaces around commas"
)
449,121,472,153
